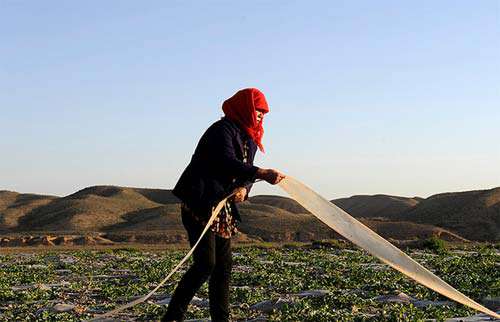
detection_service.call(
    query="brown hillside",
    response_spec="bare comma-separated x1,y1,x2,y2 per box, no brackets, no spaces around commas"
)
0,191,57,231
237,202,337,241
238,201,467,243
0,191,18,210
4,185,493,243
103,204,182,231
360,219,468,242
15,186,174,232
397,187,500,241
332,194,420,218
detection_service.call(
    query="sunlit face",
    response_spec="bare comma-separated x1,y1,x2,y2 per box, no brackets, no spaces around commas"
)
256,109,265,123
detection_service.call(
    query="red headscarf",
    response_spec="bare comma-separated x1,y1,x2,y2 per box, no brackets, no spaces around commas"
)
222,88,269,152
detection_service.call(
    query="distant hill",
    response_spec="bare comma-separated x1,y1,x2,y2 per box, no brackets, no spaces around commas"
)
1,185,498,244
396,188,500,241
360,219,468,242
0,191,57,231
12,186,179,232
332,194,421,219
237,201,338,241
244,194,470,242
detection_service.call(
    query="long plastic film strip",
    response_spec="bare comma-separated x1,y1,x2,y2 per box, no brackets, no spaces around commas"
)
278,176,499,319
89,176,499,320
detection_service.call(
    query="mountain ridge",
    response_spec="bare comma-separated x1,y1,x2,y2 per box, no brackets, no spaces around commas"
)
1,185,498,242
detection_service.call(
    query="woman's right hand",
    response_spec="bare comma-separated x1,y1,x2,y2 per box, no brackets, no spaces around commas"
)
256,168,286,185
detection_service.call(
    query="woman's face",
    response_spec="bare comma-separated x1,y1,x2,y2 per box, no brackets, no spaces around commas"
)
256,110,264,123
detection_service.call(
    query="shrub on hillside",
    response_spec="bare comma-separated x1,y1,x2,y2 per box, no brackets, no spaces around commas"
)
311,239,349,249
422,236,448,253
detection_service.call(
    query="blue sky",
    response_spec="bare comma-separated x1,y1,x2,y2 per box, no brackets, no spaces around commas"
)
1,1,499,199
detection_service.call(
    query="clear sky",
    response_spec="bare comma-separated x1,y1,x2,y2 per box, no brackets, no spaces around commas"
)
1,1,499,199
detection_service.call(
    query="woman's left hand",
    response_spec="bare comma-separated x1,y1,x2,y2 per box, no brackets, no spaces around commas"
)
232,187,248,203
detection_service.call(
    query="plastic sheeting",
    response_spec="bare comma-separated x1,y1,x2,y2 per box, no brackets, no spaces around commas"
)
278,176,499,319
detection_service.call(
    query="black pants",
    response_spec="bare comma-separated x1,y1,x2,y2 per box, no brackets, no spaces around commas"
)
161,209,232,322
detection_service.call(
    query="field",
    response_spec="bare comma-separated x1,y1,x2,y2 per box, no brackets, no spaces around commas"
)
0,242,498,321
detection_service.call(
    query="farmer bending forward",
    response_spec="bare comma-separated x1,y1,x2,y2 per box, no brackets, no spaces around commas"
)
161,88,285,322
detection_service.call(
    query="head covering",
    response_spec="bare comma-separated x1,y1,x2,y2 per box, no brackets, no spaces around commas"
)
222,88,269,152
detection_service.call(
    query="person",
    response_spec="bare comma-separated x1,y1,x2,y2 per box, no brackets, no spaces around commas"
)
161,88,285,322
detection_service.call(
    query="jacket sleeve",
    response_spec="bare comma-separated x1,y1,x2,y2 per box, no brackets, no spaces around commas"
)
206,123,259,183
241,140,258,200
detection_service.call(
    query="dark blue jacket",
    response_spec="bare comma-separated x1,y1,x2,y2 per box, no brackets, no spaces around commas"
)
172,117,259,222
